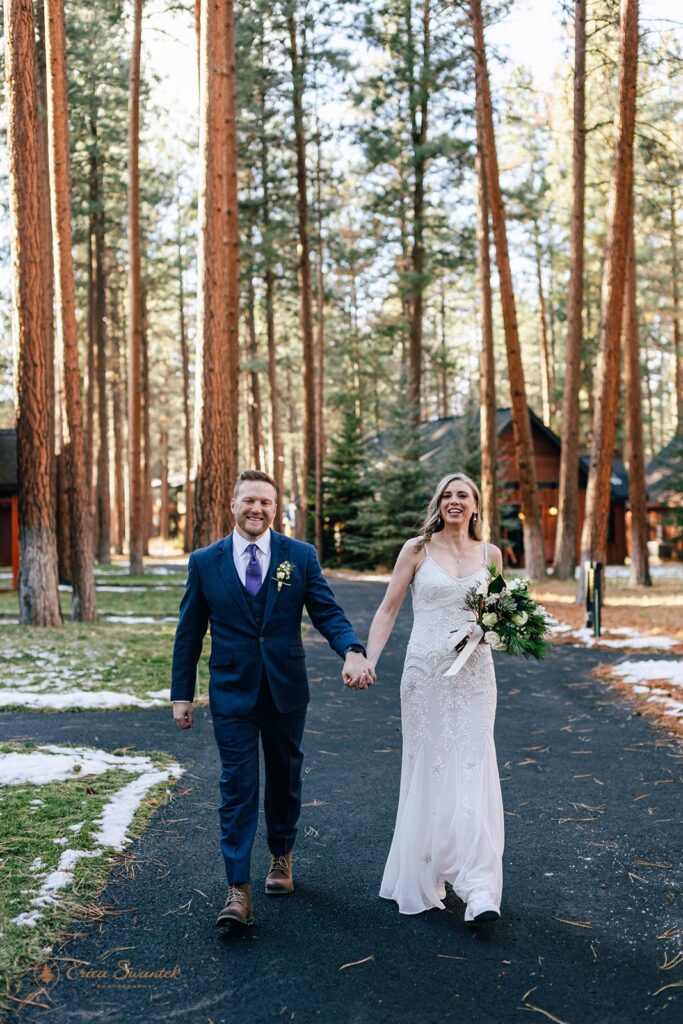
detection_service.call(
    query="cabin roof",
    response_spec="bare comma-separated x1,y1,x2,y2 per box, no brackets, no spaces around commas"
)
646,433,683,507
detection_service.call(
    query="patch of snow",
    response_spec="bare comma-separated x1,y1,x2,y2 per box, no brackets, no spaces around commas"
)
93,765,183,849
53,837,68,846
611,661,683,686
9,745,183,928
0,688,169,711
145,687,171,699
574,564,683,581
553,624,679,650
101,615,178,624
0,744,168,785
95,584,175,592
609,659,683,720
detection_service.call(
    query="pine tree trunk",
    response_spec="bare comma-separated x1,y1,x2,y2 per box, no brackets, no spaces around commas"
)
313,125,325,559
193,0,236,548
141,290,152,554
56,446,71,582
160,429,170,541
288,363,304,538
475,97,499,547
5,0,61,626
176,213,193,552
580,0,639,582
623,208,651,585
554,0,586,580
89,129,111,566
245,270,264,470
406,0,430,423
127,0,144,573
35,1,56,523
439,285,448,419
223,0,240,533
111,323,126,557
287,5,316,540
86,226,96,520
533,220,552,426
670,192,682,432
44,0,97,619
257,32,284,531
470,0,545,577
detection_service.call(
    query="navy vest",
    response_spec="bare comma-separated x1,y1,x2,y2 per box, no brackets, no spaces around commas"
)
241,576,268,628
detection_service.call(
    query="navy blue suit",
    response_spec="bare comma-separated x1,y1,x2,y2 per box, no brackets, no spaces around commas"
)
171,530,362,883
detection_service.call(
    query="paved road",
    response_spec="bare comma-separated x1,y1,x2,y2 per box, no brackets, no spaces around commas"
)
3,580,682,1023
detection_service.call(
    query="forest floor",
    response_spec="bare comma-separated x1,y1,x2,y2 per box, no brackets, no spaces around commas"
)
1,576,681,1022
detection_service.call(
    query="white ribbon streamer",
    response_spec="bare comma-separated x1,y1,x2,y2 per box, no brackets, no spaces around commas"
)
444,620,483,677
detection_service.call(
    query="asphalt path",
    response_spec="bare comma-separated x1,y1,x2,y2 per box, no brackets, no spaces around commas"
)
3,579,682,1024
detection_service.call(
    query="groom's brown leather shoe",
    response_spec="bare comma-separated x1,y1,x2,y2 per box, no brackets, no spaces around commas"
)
216,883,254,928
265,853,294,895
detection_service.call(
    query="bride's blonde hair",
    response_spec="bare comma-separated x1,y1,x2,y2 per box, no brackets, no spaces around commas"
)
415,473,482,550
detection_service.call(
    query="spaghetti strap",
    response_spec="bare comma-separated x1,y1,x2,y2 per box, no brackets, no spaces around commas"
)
482,540,487,566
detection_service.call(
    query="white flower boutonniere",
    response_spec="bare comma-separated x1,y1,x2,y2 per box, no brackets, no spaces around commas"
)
272,560,295,592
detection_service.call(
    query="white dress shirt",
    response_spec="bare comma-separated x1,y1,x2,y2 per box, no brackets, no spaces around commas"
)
232,527,272,587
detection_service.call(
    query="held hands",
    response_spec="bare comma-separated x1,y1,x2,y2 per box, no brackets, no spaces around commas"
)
172,701,194,730
342,652,376,691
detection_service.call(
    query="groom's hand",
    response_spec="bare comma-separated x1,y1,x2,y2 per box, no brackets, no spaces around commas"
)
342,653,376,690
172,701,194,730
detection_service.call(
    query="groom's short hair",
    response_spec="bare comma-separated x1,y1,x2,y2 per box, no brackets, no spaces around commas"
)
234,469,278,497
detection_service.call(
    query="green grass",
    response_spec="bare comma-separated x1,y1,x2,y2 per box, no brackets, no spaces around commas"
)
2,621,211,710
0,573,187,620
0,743,181,1008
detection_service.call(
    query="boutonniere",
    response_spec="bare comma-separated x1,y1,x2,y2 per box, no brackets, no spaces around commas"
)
272,561,295,592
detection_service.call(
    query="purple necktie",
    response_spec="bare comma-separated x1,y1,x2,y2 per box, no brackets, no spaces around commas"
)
245,543,262,596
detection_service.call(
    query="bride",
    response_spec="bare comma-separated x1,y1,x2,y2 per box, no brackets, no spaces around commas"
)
366,473,505,923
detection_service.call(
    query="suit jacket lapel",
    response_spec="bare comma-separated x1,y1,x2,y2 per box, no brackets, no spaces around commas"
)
261,531,286,631
215,534,257,625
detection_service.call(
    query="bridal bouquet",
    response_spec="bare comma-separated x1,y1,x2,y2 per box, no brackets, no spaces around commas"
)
458,562,551,659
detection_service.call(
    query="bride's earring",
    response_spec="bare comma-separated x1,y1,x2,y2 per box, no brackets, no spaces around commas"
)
473,510,478,522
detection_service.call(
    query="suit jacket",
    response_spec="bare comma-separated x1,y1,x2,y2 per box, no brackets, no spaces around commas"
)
170,530,362,714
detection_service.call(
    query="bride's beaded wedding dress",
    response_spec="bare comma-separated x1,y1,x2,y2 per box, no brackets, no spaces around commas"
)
379,542,504,921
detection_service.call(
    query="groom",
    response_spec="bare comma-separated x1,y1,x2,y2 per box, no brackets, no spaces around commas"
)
171,469,375,929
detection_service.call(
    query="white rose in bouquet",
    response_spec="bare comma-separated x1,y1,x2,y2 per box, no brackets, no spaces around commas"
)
484,630,505,651
512,611,528,626
482,612,498,627
476,579,489,597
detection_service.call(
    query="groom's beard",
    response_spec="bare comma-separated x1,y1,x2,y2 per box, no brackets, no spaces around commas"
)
236,512,273,537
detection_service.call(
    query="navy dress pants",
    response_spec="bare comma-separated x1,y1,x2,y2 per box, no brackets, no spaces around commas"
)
211,675,307,884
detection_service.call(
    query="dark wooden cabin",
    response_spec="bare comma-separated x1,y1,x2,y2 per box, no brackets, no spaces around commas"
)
421,409,629,567
0,429,19,589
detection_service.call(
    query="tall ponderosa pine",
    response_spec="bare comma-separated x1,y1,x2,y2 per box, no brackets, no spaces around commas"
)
406,0,431,422
193,0,239,547
554,0,586,579
580,0,639,584
44,0,97,619
287,3,316,541
4,0,61,626
470,0,546,577
475,93,499,546
127,0,144,573
623,205,651,585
